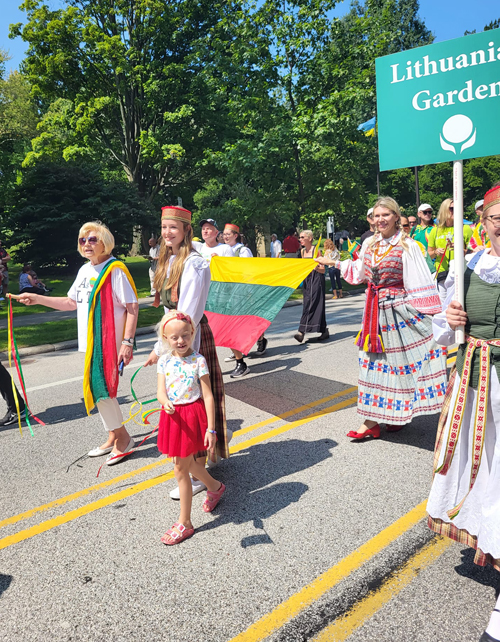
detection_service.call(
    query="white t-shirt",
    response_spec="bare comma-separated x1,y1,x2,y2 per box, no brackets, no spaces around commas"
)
193,241,233,263
271,240,282,258
157,351,209,405
230,243,253,258
68,258,137,353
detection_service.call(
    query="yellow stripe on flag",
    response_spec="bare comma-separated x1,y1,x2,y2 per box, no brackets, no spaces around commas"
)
210,257,316,288
313,236,322,259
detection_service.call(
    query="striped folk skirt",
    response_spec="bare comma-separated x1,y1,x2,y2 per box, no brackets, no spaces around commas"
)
357,293,447,426
196,316,229,461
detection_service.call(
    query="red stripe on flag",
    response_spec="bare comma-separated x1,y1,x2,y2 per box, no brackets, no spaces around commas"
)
101,277,119,399
205,312,271,355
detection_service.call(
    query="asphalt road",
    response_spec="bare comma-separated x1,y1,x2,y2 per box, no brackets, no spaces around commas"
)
1,294,498,642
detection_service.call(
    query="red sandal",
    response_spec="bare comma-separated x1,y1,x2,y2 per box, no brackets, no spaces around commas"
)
161,522,194,546
203,483,226,513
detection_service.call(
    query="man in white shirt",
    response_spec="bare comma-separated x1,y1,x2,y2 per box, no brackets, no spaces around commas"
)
270,234,282,258
194,219,233,262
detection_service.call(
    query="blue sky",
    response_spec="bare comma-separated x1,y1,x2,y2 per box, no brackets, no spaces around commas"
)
1,0,499,72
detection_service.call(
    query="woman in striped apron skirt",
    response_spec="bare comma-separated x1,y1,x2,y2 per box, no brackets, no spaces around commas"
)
316,196,447,440
428,184,500,642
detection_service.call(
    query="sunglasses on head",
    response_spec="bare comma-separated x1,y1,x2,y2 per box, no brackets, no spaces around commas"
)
78,236,99,246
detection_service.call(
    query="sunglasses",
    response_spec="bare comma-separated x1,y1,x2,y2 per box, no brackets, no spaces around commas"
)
78,236,99,246
449,207,454,212
422,210,432,214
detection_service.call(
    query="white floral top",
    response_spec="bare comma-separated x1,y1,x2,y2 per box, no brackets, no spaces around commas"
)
157,351,210,405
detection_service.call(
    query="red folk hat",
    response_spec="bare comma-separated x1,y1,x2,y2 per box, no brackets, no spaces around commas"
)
224,223,240,234
161,206,192,222
483,185,500,214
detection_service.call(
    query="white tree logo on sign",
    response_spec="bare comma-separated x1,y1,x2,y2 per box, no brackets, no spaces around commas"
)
440,114,476,155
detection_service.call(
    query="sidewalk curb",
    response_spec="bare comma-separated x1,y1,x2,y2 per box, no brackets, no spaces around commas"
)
1,290,365,360
0,324,157,361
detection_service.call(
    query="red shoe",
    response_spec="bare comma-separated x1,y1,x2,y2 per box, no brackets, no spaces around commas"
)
347,424,381,440
386,424,405,433
203,483,226,513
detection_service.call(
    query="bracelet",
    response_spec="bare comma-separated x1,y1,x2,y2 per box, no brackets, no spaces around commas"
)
121,340,133,347
206,429,216,434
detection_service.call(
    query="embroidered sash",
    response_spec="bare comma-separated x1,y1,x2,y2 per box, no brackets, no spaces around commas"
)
435,335,500,519
355,282,385,353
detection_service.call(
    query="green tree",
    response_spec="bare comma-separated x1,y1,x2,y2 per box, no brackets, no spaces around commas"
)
0,57,39,217
10,0,251,203
7,161,148,270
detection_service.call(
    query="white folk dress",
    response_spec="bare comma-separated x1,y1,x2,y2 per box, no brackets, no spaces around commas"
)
339,231,447,426
427,250,500,570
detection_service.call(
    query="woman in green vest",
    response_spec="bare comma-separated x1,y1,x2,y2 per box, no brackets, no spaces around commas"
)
427,183,500,642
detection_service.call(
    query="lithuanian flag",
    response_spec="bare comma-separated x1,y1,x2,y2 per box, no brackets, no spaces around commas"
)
205,257,317,355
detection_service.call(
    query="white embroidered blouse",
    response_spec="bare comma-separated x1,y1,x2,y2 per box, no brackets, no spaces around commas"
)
154,251,211,354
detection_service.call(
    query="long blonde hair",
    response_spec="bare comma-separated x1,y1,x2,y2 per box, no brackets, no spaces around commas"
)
153,222,194,293
369,196,410,251
436,198,453,228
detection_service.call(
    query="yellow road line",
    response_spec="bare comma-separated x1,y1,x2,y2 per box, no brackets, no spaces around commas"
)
1,389,357,531
231,397,357,454
0,470,176,551
227,501,428,642
0,395,357,551
235,387,357,439
0,458,170,530
311,536,452,641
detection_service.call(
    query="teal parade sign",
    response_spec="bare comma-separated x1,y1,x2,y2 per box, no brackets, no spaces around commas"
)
376,29,500,171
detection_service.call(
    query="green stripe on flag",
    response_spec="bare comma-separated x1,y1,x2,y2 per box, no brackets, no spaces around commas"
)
206,282,293,321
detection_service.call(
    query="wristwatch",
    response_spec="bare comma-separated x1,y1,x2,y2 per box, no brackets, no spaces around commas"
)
122,337,134,346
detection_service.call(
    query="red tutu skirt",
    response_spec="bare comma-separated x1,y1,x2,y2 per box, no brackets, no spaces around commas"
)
157,398,208,458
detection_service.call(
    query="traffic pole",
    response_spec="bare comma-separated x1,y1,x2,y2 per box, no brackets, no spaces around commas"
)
453,160,465,344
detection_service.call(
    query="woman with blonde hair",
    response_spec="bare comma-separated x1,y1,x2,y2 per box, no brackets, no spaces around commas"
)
294,230,329,343
144,206,230,500
323,238,342,299
427,198,473,301
316,196,447,439
16,221,139,464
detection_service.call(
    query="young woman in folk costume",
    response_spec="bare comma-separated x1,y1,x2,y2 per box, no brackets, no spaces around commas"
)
144,206,230,499
16,222,139,464
222,222,268,376
427,184,500,642
316,196,447,440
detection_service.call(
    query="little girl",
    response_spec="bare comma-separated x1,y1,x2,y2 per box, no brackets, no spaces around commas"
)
156,310,226,545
